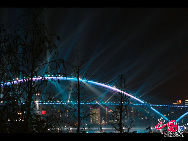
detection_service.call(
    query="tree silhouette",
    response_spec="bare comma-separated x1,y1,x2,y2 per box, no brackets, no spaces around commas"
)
0,8,61,132
109,74,135,133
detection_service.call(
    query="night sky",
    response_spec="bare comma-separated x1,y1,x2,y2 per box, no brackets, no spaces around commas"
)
1,8,188,105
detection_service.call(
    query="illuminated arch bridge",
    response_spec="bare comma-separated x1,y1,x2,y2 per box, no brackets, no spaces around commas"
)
1,75,187,122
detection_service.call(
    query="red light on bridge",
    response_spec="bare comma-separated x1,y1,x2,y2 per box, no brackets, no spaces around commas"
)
42,111,46,115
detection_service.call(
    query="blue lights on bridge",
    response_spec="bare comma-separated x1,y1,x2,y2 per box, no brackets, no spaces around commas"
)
0,75,145,104
1,75,188,122
176,111,188,122
32,101,188,108
150,107,169,121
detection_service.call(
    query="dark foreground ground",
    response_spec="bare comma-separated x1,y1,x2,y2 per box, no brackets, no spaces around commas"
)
1,133,188,140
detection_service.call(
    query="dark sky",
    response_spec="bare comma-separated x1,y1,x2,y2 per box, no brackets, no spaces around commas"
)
1,8,188,105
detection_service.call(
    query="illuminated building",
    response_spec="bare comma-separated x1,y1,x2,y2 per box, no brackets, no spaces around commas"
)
108,109,114,123
185,99,188,106
173,99,182,105
90,107,101,124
